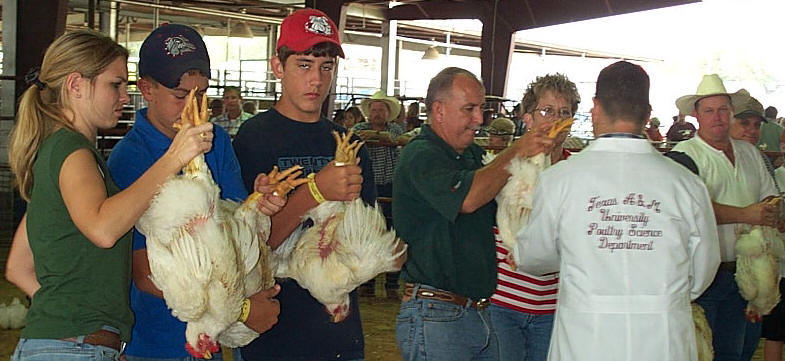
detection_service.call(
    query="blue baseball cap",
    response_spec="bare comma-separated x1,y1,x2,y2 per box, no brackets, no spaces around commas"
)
138,24,210,88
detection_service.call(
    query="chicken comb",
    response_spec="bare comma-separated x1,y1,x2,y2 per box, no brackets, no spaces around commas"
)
547,117,574,139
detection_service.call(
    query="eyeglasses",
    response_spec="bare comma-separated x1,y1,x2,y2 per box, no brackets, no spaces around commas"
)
533,106,572,120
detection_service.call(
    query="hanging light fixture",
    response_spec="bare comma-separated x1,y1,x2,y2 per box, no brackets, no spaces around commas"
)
229,21,254,38
422,45,441,60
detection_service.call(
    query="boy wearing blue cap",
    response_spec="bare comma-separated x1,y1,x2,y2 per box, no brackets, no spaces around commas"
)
108,24,282,361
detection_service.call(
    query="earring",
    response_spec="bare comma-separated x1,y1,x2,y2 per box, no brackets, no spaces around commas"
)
75,93,82,98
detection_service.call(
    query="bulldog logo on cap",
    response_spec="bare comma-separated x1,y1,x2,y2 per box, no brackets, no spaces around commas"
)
305,15,333,35
164,35,196,57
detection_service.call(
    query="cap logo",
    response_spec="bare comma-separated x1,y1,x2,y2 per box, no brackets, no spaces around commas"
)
164,35,196,57
305,15,333,35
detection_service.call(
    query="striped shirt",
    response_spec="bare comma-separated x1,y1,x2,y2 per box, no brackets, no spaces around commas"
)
490,149,570,313
490,228,559,314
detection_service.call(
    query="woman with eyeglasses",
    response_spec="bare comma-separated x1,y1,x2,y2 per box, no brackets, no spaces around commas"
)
488,73,580,361
5,30,212,361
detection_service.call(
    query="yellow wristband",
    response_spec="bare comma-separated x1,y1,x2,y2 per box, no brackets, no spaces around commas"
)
307,173,326,204
238,298,251,323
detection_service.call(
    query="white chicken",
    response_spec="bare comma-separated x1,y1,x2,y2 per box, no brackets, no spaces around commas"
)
735,211,785,316
0,297,28,329
692,302,713,361
274,131,407,322
488,118,574,261
136,89,305,358
215,166,306,348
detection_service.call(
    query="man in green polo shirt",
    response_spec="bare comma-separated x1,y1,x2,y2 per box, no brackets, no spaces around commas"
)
392,67,552,360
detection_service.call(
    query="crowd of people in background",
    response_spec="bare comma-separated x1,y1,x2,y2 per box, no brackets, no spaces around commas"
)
8,5,785,361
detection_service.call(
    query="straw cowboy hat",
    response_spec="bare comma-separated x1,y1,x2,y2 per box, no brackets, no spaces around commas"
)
675,74,749,115
361,90,401,122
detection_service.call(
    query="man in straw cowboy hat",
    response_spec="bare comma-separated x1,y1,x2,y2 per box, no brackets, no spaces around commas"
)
672,74,779,361
352,90,405,299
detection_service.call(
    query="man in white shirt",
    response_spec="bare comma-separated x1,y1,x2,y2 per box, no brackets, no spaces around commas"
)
515,61,720,361
673,74,779,361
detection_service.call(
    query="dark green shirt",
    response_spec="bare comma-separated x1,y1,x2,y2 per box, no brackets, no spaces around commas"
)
392,125,497,300
23,128,133,341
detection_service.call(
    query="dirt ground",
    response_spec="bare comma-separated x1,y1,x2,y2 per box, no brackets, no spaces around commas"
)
0,277,778,361
0,278,402,361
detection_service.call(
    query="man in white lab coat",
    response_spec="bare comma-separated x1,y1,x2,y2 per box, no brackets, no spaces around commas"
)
515,61,721,361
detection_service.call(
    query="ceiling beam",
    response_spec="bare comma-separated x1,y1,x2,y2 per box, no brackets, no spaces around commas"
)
387,0,482,20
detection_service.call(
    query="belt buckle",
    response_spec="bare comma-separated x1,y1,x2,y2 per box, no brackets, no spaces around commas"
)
473,298,490,310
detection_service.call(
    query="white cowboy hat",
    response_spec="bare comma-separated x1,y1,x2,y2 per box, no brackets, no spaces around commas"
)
675,74,749,115
361,90,401,122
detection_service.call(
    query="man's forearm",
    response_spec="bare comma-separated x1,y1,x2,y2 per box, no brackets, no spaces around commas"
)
712,202,748,224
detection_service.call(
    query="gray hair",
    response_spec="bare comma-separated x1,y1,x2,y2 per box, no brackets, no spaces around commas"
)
425,67,482,116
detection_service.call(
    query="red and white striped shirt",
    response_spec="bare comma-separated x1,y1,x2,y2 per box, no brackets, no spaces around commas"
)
490,228,559,314
490,149,569,314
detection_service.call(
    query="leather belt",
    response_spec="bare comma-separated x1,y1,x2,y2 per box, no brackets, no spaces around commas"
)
403,283,490,310
61,329,122,351
719,261,736,273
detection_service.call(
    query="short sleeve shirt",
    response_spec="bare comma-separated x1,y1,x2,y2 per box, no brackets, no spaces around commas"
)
393,125,497,300
673,135,777,261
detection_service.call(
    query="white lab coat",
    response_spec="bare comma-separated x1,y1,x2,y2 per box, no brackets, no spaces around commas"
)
515,137,720,361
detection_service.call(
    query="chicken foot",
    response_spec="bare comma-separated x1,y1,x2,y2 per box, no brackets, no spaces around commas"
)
547,117,574,139
174,88,210,175
333,130,364,166
242,165,309,206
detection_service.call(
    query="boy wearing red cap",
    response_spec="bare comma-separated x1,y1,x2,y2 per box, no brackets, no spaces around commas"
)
233,9,375,361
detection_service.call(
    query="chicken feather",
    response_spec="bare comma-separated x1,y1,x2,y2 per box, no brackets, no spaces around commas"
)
486,117,573,262
735,224,784,316
137,89,306,357
274,131,406,322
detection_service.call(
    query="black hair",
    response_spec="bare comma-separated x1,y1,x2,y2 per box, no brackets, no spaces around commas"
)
277,43,343,66
594,61,651,123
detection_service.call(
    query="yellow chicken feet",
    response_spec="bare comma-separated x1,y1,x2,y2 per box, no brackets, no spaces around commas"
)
547,117,574,139
333,131,364,166
243,165,309,207
177,88,209,128
174,88,210,175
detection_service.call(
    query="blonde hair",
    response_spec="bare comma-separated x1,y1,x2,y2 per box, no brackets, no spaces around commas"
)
9,30,128,201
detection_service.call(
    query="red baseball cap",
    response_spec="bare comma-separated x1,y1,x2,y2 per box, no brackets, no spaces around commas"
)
277,9,345,58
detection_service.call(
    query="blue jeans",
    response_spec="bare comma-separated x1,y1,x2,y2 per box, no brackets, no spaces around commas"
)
696,269,749,361
11,338,120,361
125,353,223,361
488,304,553,361
395,284,498,361
740,320,762,361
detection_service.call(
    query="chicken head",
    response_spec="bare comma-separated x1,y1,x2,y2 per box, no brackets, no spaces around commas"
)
185,332,221,359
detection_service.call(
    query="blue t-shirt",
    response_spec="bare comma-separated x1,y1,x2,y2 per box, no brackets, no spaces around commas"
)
107,108,247,358
233,108,375,361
